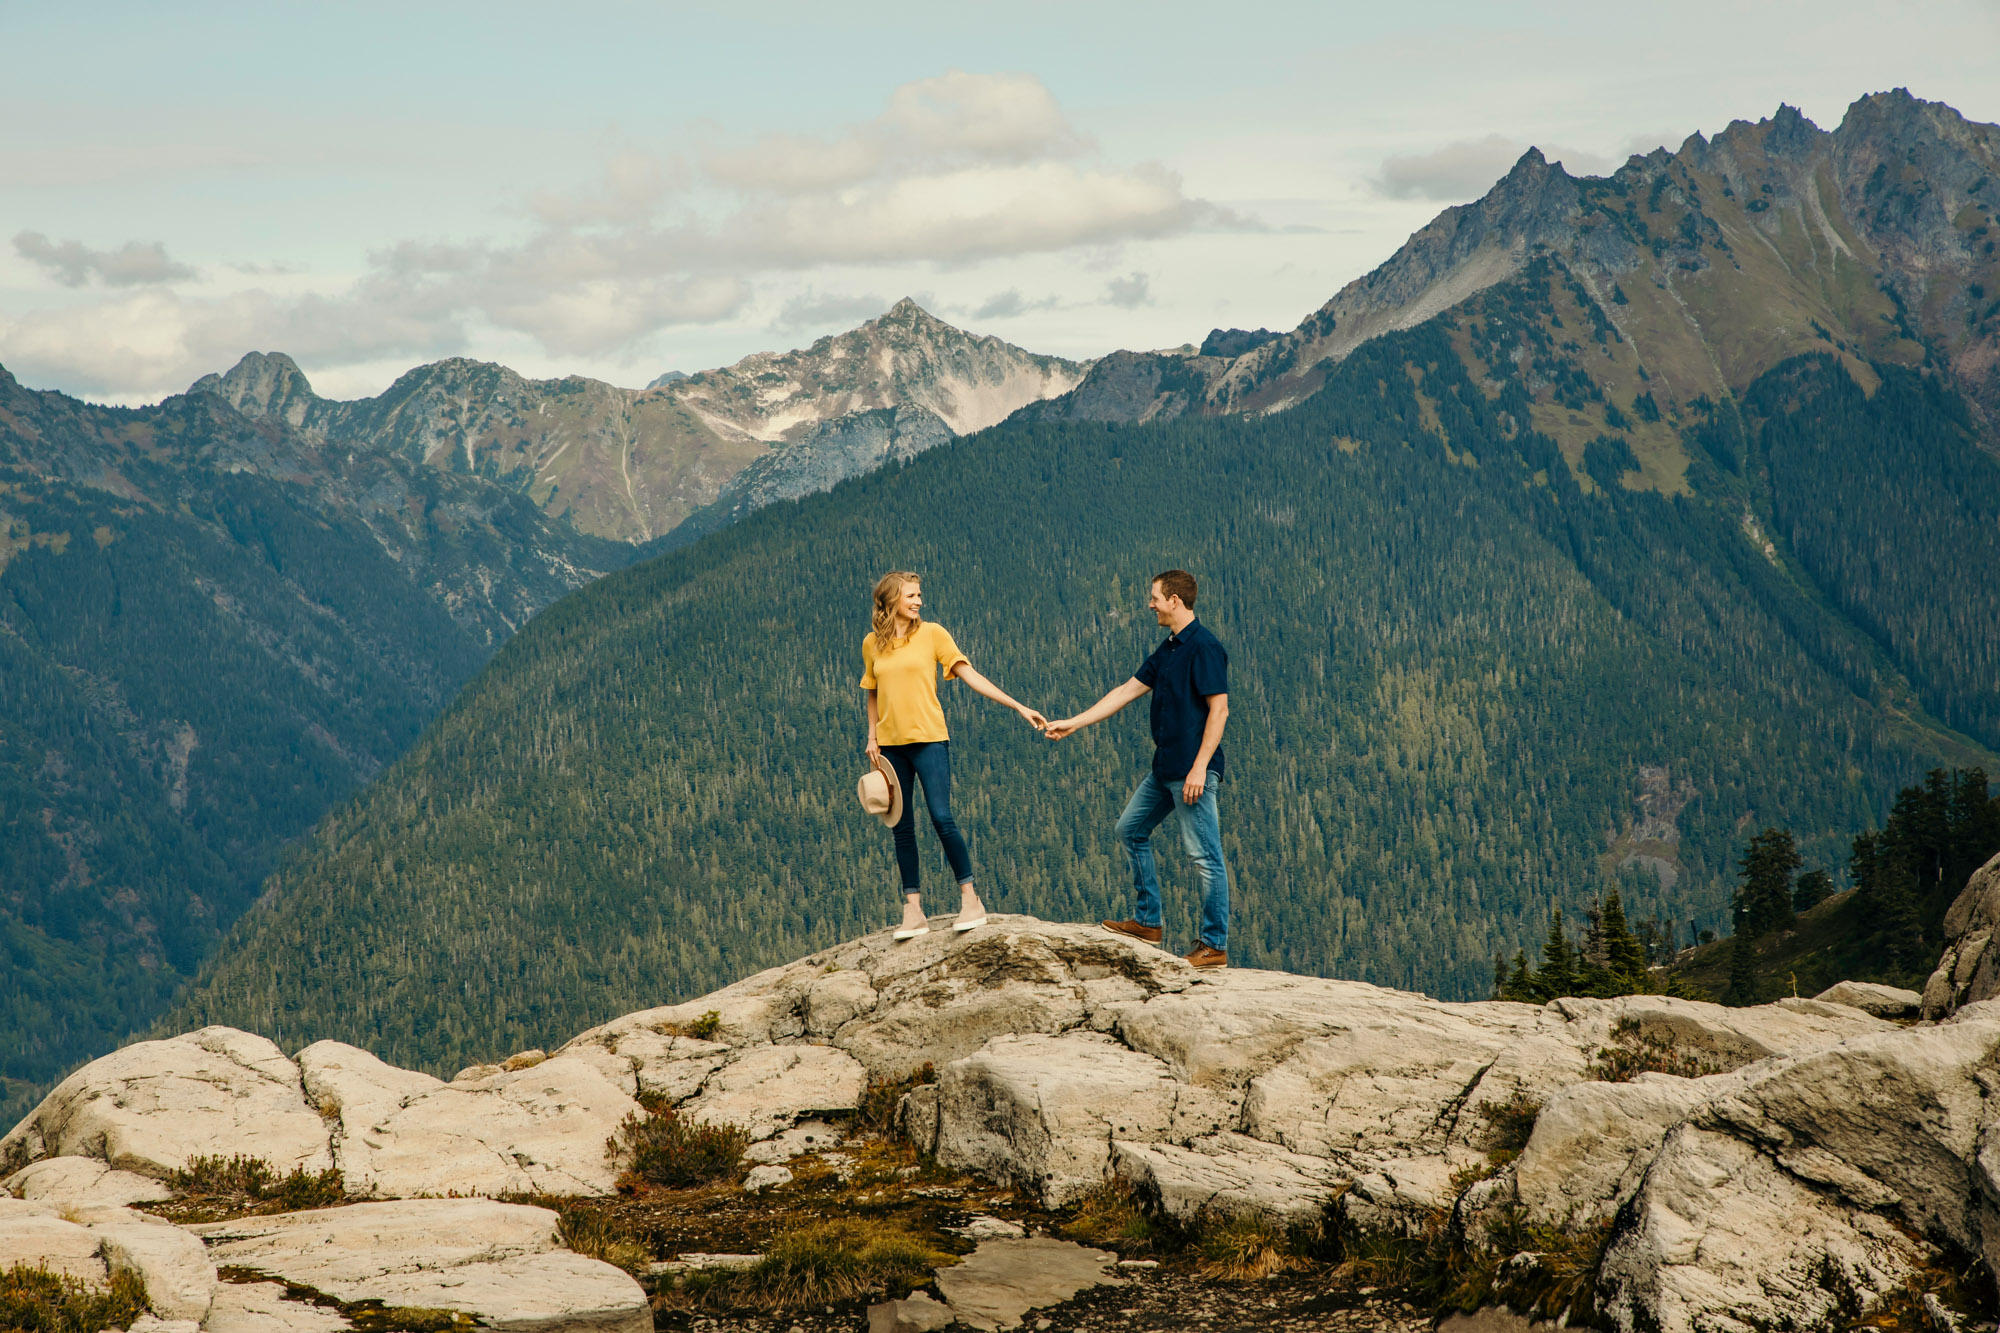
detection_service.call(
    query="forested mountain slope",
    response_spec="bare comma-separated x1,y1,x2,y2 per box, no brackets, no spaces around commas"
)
162,282,2000,1075
0,367,638,1119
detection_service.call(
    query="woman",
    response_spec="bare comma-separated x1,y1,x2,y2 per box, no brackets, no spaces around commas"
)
862,570,1045,939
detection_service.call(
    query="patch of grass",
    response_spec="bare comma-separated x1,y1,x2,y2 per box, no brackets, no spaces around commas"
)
0,1264,147,1333
1329,1203,1610,1324
1472,1091,1543,1165
159,1154,346,1221
1194,1212,1308,1281
858,1062,936,1135
217,1268,475,1332
657,1010,722,1041
1591,1018,1726,1082
672,1218,949,1311
1058,1179,1161,1253
607,1099,750,1191
556,1203,651,1276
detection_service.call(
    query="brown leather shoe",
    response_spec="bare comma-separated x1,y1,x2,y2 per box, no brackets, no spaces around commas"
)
1184,945,1227,969
1103,919,1163,944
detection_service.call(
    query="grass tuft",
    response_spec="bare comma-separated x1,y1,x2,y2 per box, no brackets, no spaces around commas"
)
1472,1090,1542,1165
607,1101,749,1191
556,1203,651,1276
657,1010,722,1041
1058,1178,1161,1253
858,1063,936,1135
0,1264,148,1333
1194,1212,1306,1280
673,1218,948,1311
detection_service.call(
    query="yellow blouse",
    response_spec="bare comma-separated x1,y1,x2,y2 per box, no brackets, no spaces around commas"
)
860,622,969,745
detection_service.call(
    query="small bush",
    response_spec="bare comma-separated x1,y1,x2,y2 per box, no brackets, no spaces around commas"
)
1059,1178,1160,1252
1194,1212,1304,1280
345,1307,476,1333
0,1264,148,1333
1591,1018,1726,1082
607,1102,749,1190
556,1204,650,1276
858,1063,936,1135
679,1219,947,1310
166,1154,345,1212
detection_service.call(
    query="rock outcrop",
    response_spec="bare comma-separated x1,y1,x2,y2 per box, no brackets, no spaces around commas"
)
1923,850,2000,1017
4,915,1992,1331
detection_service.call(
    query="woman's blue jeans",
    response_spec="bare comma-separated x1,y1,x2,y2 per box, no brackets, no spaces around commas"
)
1116,770,1229,950
880,741,974,892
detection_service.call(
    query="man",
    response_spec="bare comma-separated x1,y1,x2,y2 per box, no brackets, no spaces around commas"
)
1046,570,1231,968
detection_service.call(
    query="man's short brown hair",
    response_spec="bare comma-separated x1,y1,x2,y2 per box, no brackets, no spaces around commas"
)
1151,569,1197,608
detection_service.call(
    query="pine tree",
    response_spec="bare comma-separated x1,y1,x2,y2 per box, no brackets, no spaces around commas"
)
1725,933,1761,1007
1539,909,1577,998
1601,890,1649,991
1734,828,1800,939
1792,869,1834,913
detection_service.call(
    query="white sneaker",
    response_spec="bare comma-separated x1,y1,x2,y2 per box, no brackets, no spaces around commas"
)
952,912,987,933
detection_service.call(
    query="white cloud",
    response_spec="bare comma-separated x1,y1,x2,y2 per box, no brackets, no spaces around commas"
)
13,231,197,287
702,70,1085,194
1104,272,1152,308
775,290,895,330
3,69,1249,399
1373,135,1624,201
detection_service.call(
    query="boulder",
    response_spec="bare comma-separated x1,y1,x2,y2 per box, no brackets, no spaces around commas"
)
3,1156,174,1207
1924,851,2000,1018
353,1056,641,1197
803,968,879,1035
933,1031,1232,1207
295,1041,445,1196
1552,993,1893,1072
191,1199,648,1333
1112,1133,1338,1225
0,1028,332,1180
1509,1075,1713,1227
0,1198,108,1284
932,1236,1120,1331
869,1290,955,1333
1811,980,1923,1019
682,1044,867,1138
89,1211,217,1323
199,1280,356,1331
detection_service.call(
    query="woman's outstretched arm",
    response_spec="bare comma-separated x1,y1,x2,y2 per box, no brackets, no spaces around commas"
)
949,663,1047,730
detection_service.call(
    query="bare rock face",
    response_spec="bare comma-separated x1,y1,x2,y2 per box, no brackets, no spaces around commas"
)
191,1198,649,1333
1814,979,1924,1019
1923,850,2000,1018
9,915,1999,1332
0,1028,332,1180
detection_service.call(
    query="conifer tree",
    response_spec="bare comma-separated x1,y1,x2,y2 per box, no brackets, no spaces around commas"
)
1539,909,1577,998
1792,869,1834,913
1725,933,1761,1007
1601,890,1649,990
1733,828,1800,940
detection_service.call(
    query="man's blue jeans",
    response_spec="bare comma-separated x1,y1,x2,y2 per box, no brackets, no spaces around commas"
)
1116,770,1229,951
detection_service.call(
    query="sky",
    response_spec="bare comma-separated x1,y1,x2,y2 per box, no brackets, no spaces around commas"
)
3,0,1998,406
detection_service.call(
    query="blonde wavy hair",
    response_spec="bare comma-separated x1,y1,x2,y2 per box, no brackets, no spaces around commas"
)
870,570,922,649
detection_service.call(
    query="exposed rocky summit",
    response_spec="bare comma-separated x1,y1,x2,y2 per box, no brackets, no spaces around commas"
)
8,913,1998,1330
194,299,1086,543
1024,89,2000,431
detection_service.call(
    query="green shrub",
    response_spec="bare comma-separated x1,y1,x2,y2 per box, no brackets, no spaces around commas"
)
658,1010,722,1041
165,1154,345,1212
1472,1091,1542,1164
1591,1018,1726,1082
858,1063,935,1135
606,1102,749,1190
0,1264,147,1333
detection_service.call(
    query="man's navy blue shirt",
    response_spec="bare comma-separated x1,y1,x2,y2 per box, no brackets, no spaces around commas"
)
1133,617,1228,783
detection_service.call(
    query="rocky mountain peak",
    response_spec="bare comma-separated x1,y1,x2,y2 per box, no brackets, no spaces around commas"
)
189,351,320,427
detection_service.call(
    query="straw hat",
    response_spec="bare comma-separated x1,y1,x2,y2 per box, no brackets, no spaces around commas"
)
857,754,903,826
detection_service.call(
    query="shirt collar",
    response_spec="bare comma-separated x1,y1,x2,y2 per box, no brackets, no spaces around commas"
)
1166,617,1199,644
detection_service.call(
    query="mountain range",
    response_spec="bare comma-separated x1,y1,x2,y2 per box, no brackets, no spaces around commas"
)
154,92,2000,1079
0,304,1086,1120
7,87,2000,1110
